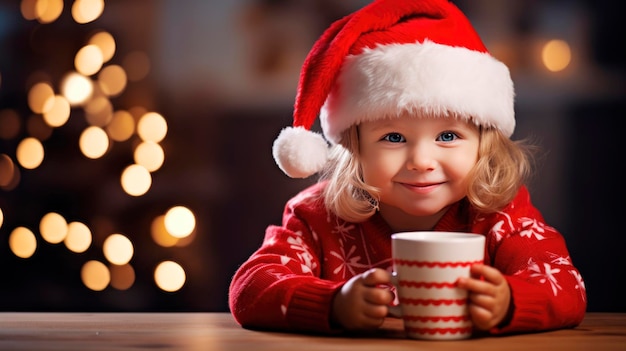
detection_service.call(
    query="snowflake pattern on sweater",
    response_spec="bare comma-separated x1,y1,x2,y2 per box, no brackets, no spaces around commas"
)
229,182,586,334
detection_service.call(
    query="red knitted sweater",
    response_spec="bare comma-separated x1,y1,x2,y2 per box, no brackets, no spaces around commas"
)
229,182,586,334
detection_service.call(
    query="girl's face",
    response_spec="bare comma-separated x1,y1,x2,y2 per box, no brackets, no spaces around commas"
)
358,115,480,231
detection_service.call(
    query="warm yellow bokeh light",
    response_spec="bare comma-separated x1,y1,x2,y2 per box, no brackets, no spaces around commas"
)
151,215,179,247
9,227,37,259
79,126,109,159
28,82,55,114
40,212,68,244
109,264,135,290
98,65,127,97
42,95,71,127
36,0,64,24
21,0,38,20
154,261,186,292
137,112,167,143
64,221,92,253
72,0,105,24
134,141,165,172
0,208,3,229
164,206,196,239
75,44,104,76
81,260,110,291
16,137,44,169
120,164,152,196
0,157,19,191
103,233,134,266
0,154,16,187
88,31,116,63
61,72,94,105
84,96,113,127
542,39,571,73
106,110,135,142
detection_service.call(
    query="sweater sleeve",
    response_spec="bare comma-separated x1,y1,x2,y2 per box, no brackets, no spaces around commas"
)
228,188,344,333
482,187,587,334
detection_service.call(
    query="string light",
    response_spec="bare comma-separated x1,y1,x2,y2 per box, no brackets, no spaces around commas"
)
3,0,197,296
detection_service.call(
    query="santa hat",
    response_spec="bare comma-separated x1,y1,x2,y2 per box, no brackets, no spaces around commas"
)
272,0,515,178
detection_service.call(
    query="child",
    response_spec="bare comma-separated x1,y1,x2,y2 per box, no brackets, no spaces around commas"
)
229,0,587,335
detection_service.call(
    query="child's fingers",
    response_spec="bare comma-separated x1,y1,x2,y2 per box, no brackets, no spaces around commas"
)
470,264,506,285
361,268,391,286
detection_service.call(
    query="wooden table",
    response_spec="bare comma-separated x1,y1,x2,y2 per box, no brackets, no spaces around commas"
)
0,312,623,350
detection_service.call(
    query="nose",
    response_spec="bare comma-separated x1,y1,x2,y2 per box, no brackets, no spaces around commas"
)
406,142,436,171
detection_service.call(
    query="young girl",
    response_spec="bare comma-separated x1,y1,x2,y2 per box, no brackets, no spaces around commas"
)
229,0,587,335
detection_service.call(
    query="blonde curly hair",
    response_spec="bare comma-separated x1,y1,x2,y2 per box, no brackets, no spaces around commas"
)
320,124,533,222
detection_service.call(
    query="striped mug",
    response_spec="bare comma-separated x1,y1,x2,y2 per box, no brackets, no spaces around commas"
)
390,231,485,340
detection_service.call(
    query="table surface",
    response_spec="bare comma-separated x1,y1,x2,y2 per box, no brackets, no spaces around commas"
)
0,312,624,351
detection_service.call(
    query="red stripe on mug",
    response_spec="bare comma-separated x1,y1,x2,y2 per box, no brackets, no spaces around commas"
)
398,297,466,306
394,259,483,268
402,315,470,322
405,326,473,335
398,280,456,288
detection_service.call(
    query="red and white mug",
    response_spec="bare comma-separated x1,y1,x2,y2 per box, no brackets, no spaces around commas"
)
389,231,485,340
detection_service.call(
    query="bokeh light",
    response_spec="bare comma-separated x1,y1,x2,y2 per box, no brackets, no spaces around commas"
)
35,0,64,24
542,39,571,73
42,95,71,127
106,110,135,142
16,137,44,169
164,206,196,239
72,0,105,24
28,82,55,114
81,260,110,291
137,112,167,143
0,154,16,187
39,212,68,244
109,264,135,290
75,44,104,76
9,0,187,309
120,164,152,196
64,221,92,253
84,95,113,126
88,31,116,63
154,261,186,292
9,227,37,259
61,72,94,106
79,126,109,159
103,233,134,265
151,215,179,247
20,0,38,20
98,64,127,97
134,141,164,172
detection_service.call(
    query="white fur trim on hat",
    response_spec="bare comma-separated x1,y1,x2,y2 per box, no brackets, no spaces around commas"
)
272,126,329,178
320,39,515,144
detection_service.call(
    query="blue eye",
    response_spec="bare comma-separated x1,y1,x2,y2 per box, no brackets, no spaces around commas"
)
382,133,405,143
437,131,458,142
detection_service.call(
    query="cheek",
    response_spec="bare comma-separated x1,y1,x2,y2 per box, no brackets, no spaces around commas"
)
360,152,395,185
450,150,478,178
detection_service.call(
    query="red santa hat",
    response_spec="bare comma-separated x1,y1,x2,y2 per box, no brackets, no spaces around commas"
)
272,0,515,178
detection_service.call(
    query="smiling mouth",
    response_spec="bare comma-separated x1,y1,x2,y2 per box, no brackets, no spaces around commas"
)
400,182,443,193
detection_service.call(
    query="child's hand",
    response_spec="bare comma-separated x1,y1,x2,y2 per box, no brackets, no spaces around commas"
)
331,268,394,330
457,264,512,331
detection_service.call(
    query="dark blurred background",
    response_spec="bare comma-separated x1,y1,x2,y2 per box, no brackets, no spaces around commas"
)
0,0,624,313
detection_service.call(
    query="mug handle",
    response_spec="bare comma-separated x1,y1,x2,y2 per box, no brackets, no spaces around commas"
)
388,272,402,317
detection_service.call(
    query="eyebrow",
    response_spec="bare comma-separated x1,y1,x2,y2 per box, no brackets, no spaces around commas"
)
363,120,398,133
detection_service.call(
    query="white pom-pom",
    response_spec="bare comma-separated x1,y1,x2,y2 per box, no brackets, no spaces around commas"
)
272,126,329,178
